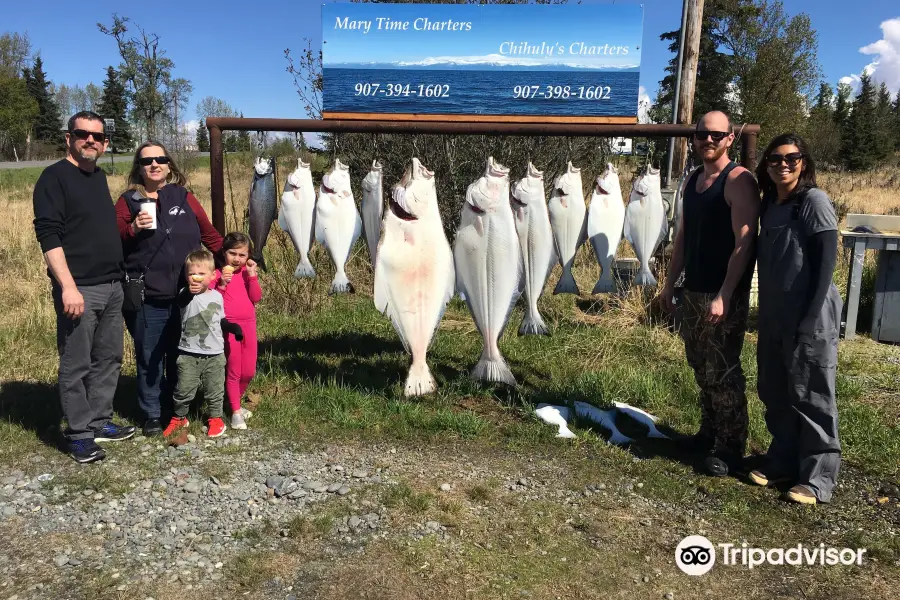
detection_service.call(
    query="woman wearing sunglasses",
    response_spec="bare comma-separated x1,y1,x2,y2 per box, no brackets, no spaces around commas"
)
114,141,223,436
752,133,842,505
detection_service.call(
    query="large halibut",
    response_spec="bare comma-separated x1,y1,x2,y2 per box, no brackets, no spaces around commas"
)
315,159,362,293
548,161,587,295
587,163,626,294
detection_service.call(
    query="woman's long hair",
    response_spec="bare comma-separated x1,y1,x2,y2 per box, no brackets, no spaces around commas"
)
755,132,818,200
127,140,188,195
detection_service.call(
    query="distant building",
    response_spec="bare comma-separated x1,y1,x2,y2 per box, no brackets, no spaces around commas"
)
610,138,633,155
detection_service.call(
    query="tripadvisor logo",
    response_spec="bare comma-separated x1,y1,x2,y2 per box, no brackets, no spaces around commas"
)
675,536,867,575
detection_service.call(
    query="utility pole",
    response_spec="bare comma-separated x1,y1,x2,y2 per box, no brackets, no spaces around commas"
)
670,0,705,181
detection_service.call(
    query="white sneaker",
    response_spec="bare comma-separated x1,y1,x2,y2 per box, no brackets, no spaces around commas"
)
239,407,253,420
230,412,247,430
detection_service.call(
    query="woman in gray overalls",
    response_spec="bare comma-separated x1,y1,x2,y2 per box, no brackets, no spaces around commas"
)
752,133,842,505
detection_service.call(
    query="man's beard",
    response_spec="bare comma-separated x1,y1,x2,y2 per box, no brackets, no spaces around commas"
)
72,143,101,163
698,143,728,163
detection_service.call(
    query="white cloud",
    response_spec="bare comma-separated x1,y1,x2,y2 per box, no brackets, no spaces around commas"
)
842,18,900,93
637,86,651,123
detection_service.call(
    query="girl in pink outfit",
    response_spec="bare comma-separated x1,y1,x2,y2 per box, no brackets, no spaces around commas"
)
214,233,262,430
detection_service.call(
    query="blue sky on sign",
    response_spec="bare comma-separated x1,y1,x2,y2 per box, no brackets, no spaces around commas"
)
4,0,900,126
323,3,643,69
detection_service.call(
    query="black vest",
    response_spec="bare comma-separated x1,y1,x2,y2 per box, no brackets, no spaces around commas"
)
122,185,201,300
682,162,754,295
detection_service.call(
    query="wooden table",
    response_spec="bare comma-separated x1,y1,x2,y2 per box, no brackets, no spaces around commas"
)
841,214,900,341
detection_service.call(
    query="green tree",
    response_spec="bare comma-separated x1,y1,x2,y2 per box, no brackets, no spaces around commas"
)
22,55,62,146
833,82,852,129
236,113,252,152
195,124,209,152
803,82,841,166
195,96,238,153
98,15,191,140
97,66,133,151
873,82,895,163
842,72,878,171
893,92,900,151
0,32,31,79
0,75,38,159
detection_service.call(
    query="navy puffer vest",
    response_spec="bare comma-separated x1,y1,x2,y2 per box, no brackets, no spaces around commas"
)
122,185,201,300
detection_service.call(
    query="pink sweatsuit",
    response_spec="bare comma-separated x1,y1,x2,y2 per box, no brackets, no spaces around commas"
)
213,267,261,412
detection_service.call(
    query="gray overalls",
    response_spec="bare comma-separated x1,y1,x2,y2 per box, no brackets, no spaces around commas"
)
756,187,842,502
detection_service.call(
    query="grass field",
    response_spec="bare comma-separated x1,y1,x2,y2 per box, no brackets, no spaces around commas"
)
0,155,898,598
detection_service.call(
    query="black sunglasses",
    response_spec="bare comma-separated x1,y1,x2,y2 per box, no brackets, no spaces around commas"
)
694,130,730,143
766,152,804,167
138,156,171,167
70,129,107,142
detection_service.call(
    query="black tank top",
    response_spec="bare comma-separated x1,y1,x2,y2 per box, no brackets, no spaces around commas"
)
682,162,754,295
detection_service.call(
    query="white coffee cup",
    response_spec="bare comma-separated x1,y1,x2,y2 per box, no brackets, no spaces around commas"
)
140,201,157,230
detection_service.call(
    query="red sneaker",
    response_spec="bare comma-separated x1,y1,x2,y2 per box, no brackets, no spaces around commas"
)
163,417,189,437
207,417,226,438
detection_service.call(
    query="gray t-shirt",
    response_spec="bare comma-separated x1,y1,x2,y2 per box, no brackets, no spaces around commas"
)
178,289,225,355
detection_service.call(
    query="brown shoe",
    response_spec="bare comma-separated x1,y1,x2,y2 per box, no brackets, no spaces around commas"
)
748,469,792,487
784,485,817,505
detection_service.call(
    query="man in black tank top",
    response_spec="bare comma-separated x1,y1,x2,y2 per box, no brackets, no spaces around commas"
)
662,111,760,478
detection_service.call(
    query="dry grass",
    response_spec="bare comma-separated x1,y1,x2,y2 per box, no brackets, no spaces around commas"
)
819,166,900,217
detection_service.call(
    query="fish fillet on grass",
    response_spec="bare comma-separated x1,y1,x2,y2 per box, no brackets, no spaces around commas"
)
624,166,668,286
454,157,522,385
548,161,587,295
248,157,277,272
278,158,317,278
374,158,454,396
315,159,362,294
511,161,556,335
361,160,384,270
587,163,626,294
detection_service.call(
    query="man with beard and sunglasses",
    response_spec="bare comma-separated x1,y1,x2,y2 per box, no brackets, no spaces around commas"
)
661,110,760,478
32,111,136,464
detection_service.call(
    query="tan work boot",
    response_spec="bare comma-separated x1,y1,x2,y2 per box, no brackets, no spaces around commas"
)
784,485,817,505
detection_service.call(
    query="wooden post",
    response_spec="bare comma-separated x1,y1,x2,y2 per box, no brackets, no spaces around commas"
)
740,132,757,171
671,0,705,175
209,125,225,235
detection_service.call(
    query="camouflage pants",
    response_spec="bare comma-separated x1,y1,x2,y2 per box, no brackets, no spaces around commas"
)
678,290,750,457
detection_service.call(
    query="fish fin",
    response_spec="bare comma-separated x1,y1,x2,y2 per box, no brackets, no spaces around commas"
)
352,211,363,248
330,273,353,294
471,357,516,386
553,269,580,295
518,313,550,336
404,363,436,397
252,254,267,273
294,259,316,279
591,277,617,295
633,268,657,287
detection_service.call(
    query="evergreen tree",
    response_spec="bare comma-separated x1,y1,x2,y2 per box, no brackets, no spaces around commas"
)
97,66,133,151
873,82,894,162
236,113,251,152
22,56,62,146
893,92,900,151
842,73,878,171
804,82,840,166
195,124,209,152
833,82,852,129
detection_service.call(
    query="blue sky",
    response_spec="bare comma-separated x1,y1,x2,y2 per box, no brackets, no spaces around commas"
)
4,0,899,124
323,3,642,68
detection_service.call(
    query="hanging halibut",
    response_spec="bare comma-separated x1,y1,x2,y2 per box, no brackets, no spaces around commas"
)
624,166,668,286
454,157,522,385
374,158,455,397
511,161,556,336
548,161,587,295
315,159,362,293
278,158,317,278
248,156,277,271
587,163,626,294
361,160,384,269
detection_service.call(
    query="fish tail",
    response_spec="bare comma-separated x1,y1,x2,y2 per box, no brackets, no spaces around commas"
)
633,267,657,287
293,257,316,279
330,272,354,294
404,363,436,397
592,273,618,295
254,254,268,273
518,311,550,336
471,355,517,386
553,268,580,295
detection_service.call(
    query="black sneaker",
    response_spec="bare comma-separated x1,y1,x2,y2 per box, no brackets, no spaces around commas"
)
68,439,106,464
701,453,744,478
142,418,163,437
94,422,136,442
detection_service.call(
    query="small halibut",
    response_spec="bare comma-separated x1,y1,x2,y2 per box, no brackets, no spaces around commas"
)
511,161,556,335
374,158,454,397
361,160,384,269
454,157,522,385
315,159,362,293
587,163,626,294
548,161,587,295
624,166,668,286
278,158,317,278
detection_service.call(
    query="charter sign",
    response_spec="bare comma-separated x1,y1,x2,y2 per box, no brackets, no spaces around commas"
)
322,3,644,121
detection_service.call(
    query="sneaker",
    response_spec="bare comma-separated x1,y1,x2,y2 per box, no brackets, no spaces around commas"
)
239,407,253,420
68,439,106,464
94,422,136,442
748,468,793,487
230,412,247,430
784,484,817,505
163,417,189,437
700,453,742,478
143,418,163,437
207,417,226,438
